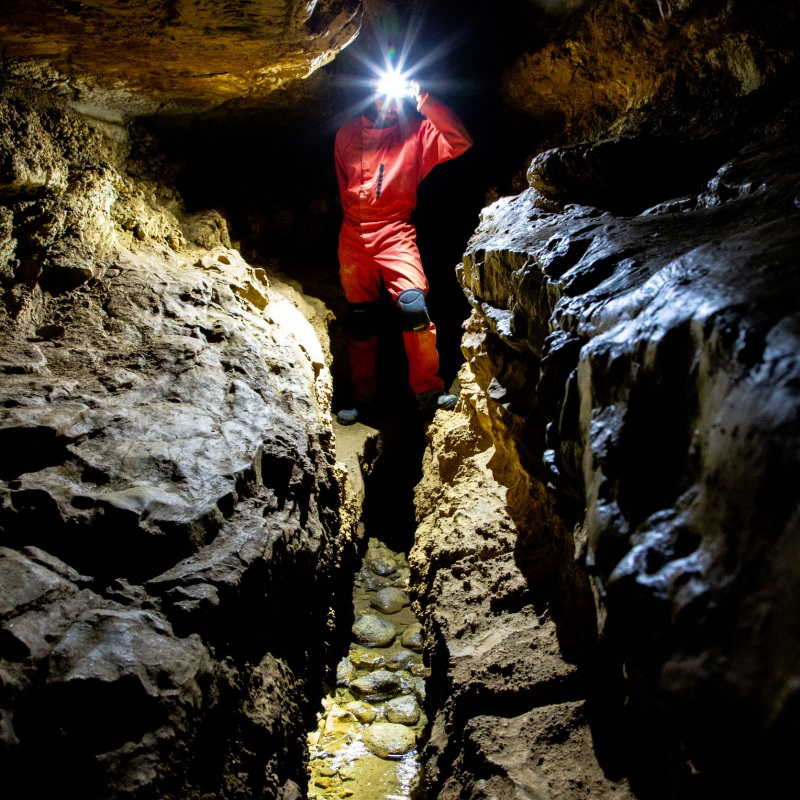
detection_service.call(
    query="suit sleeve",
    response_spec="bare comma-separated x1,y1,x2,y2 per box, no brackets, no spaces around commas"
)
417,93,473,180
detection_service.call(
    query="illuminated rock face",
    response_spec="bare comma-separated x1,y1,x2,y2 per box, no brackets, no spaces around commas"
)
503,0,799,146
0,0,363,119
0,91,360,799
411,99,800,797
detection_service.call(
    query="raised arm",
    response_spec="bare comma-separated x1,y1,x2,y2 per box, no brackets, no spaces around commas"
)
412,83,473,180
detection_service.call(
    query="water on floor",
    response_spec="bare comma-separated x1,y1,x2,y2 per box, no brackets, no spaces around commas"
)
307,539,429,800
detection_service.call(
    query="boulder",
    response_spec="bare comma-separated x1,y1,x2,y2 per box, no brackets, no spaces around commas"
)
349,670,402,701
385,695,420,726
400,624,423,652
352,616,396,648
370,588,409,615
361,723,416,758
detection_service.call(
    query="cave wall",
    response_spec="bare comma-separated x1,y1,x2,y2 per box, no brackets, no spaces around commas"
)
504,0,799,147
409,2,800,799
0,89,367,800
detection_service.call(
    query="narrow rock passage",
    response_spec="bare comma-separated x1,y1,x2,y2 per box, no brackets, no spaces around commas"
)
307,538,428,800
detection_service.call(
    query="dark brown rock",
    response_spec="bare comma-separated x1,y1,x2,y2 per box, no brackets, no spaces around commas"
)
424,100,800,798
0,90,360,800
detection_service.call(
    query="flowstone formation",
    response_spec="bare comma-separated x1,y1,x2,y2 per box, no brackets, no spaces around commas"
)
0,90,365,799
308,540,428,800
411,95,800,800
0,0,363,119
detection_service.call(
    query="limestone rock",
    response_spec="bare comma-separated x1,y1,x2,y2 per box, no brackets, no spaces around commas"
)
345,701,376,725
352,616,396,648
503,0,798,147
361,723,416,759
400,624,423,652
445,702,635,800
45,609,211,737
370,587,409,615
368,558,398,577
414,99,800,799
0,343,46,375
0,91,350,800
349,649,386,671
349,670,402,701
364,546,395,564
0,1,363,118
385,695,420,726
385,650,418,672
336,657,356,686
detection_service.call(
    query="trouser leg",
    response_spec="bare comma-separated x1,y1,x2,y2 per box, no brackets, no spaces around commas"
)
347,303,379,397
403,323,444,395
375,221,445,396
339,223,381,399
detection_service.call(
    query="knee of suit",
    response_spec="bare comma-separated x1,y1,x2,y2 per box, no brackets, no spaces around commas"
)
347,301,380,341
397,288,430,332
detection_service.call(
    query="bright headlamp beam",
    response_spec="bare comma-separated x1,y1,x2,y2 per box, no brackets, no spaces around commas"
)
376,70,409,99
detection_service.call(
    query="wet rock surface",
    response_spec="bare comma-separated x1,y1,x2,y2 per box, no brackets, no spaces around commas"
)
0,90,366,799
308,539,426,800
412,98,800,798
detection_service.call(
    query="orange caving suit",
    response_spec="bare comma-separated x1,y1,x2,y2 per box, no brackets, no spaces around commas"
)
334,93,473,397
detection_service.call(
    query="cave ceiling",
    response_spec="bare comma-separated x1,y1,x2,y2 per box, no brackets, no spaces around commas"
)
0,0,363,121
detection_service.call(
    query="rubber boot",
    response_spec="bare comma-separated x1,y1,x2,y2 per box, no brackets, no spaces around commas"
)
416,388,458,417
336,394,375,426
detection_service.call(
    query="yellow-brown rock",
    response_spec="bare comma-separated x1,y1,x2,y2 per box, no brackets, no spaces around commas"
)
0,0,363,119
504,0,798,145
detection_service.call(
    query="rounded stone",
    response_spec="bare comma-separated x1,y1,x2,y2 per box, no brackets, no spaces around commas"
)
349,649,386,671
401,623,423,651
345,701,376,725
369,558,398,577
410,663,431,678
386,695,420,725
349,669,402,700
370,587,409,615
385,650,418,672
361,722,417,758
352,616,396,647
412,677,426,704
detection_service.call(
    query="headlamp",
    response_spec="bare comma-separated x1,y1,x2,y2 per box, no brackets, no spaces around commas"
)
377,69,409,100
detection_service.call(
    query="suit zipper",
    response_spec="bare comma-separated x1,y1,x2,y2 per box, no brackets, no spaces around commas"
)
376,163,385,198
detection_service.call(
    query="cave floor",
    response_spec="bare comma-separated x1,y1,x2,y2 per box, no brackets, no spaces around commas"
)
307,537,427,800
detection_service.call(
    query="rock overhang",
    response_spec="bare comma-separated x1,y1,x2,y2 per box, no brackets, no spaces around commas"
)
0,0,363,121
